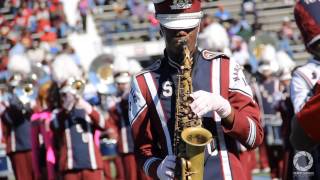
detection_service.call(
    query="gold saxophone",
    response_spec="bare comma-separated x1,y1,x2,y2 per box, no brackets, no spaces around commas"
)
173,40,213,180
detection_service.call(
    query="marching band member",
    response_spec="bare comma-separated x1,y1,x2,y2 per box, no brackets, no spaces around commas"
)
86,54,124,180
254,48,284,180
128,1,263,179
50,54,105,180
105,57,150,180
274,69,294,180
290,0,320,150
31,81,58,180
1,55,35,180
289,1,320,179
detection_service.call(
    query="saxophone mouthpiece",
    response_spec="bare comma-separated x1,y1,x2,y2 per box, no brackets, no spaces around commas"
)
178,38,188,46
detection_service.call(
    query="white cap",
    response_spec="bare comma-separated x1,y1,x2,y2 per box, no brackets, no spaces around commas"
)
51,54,82,86
115,72,131,84
7,54,31,75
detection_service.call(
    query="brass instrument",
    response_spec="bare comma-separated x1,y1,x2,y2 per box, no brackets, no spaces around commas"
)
61,78,85,96
13,63,50,104
71,79,85,94
14,79,37,105
248,32,277,61
88,54,117,95
173,40,213,180
22,83,34,95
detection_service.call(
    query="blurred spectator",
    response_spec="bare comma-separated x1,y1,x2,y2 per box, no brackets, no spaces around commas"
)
0,53,9,71
27,10,38,33
277,17,295,58
52,16,69,38
214,4,232,22
9,0,21,15
241,0,257,23
229,19,252,41
112,0,132,32
230,35,250,66
9,36,26,57
279,17,294,41
200,14,214,33
78,0,90,33
146,2,159,41
130,0,147,23
40,26,57,43
13,11,28,30
36,4,51,33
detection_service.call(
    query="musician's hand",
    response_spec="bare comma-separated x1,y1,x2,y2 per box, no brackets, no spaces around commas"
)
190,90,231,118
157,155,176,180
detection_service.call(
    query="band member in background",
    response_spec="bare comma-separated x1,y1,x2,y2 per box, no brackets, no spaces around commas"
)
273,70,294,180
50,54,105,180
128,0,263,179
1,55,35,180
255,57,284,180
290,0,320,150
289,1,320,179
31,81,58,180
105,56,149,180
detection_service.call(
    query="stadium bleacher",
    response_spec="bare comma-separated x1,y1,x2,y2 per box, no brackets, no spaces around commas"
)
92,0,309,63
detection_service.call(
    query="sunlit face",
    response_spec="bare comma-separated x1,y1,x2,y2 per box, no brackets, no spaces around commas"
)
160,25,200,59
116,82,130,95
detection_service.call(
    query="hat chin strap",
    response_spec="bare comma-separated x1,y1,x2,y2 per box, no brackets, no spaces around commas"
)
308,34,320,47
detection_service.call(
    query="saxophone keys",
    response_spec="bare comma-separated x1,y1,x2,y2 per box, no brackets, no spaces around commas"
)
183,96,188,101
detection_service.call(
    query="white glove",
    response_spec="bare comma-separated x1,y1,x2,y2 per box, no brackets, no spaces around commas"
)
272,92,283,108
157,155,176,180
190,90,231,118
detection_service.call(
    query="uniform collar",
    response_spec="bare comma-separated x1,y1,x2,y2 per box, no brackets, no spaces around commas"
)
164,48,200,71
309,57,320,65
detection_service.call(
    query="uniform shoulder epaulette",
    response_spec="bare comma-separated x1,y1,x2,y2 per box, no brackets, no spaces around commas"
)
135,59,162,77
201,50,230,61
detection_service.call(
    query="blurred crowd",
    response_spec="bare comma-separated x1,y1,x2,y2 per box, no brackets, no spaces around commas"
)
0,0,312,180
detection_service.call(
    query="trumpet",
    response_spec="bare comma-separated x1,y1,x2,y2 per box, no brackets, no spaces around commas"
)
22,83,34,96
61,78,86,96
71,79,85,93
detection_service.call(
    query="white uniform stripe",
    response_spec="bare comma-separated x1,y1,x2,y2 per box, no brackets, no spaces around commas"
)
246,118,254,146
97,108,105,128
143,157,161,176
118,105,129,153
228,89,253,99
129,77,147,125
121,126,129,153
247,118,256,147
130,104,147,126
65,121,73,169
252,119,256,147
246,119,253,146
144,73,173,155
212,59,232,180
87,124,97,169
11,130,15,152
